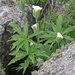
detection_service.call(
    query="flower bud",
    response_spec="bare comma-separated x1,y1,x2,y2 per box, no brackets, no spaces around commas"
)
31,24,38,32
32,5,42,19
56,32,63,41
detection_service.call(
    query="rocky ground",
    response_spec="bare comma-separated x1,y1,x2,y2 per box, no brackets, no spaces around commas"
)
36,41,75,75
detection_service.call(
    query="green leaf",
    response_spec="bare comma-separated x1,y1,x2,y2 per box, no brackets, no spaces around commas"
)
23,23,28,38
39,38,47,43
51,23,57,32
11,34,23,40
9,51,18,56
64,35,74,41
8,56,25,66
22,1,25,9
60,40,64,47
56,15,63,32
50,40,56,49
28,31,44,39
33,50,49,57
40,24,45,31
40,44,51,55
29,53,35,64
15,40,25,52
11,39,24,50
7,34,20,42
28,39,37,45
45,30,55,34
11,40,23,50
44,38,55,46
9,23,23,35
16,66,23,72
23,57,30,74
24,40,29,53
40,33,51,38
16,51,27,57
18,1,23,8
63,26,75,34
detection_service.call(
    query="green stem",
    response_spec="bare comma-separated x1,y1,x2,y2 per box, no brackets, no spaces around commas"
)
57,42,60,48
36,18,39,44
36,18,38,23
28,66,35,71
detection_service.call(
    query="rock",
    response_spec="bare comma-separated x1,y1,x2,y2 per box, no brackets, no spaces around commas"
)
0,59,6,75
36,41,75,75
0,70,6,75
53,0,75,14
0,4,33,35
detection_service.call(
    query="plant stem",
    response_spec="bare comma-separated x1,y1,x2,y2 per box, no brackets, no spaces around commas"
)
57,42,60,48
28,66,35,71
36,18,39,44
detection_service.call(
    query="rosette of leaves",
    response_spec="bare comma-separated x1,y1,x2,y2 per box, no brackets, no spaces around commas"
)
40,15,75,48
7,23,48,74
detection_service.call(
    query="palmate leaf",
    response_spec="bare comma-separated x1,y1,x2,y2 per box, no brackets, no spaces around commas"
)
16,51,27,57
23,23,28,38
64,35,75,41
28,31,44,39
7,34,20,42
11,39,25,50
63,26,75,34
28,39,37,45
44,38,55,46
9,50,27,57
33,50,49,57
24,40,29,54
29,53,35,64
16,66,23,72
23,57,30,74
56,15,63,32
40,44,51,55
9,50,18,56
11,34,23,40
9,23,23,35
33,44,42,51
15,40,25,52
8,51,27,66
8,55,27,66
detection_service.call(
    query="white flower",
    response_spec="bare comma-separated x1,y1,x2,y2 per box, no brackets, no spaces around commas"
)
57,32,63,39
30,42,33,46
32,5,42,11
31,24,37,29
